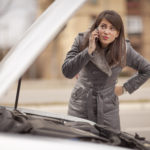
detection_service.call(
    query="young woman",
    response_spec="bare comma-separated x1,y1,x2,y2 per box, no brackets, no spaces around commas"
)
62,10,150,130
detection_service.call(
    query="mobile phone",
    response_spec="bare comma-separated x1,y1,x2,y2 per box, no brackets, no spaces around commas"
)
95,37,98,42
95,28,99,42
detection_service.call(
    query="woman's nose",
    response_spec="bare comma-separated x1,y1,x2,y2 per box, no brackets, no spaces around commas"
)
104,28,110,34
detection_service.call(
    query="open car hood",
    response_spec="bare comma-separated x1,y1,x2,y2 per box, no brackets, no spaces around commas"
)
0,0,86,98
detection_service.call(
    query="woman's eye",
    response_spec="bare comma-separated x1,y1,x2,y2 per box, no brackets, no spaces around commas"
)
101,24,106,29
110,26,116,31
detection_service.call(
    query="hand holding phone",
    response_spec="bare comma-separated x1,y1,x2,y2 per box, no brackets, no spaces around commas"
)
88,28,99,55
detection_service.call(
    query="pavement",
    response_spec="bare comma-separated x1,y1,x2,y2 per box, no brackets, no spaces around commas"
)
0,77,150,105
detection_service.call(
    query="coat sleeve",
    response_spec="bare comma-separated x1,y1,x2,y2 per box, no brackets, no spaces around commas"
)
123,41,150,94
62,34,91,79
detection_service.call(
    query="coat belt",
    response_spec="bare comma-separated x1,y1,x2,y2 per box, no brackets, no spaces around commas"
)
87,86,115,124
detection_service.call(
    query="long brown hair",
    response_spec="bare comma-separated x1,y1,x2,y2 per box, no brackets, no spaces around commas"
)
80,10,126,67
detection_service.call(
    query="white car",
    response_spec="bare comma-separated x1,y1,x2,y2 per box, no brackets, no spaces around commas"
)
0,106,150,150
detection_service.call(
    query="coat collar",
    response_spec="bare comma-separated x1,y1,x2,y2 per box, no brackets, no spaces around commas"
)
78,31,113,76
90,47,112,76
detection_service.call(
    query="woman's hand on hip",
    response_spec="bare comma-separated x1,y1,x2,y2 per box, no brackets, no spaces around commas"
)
115,86,124,96
88,29,99,55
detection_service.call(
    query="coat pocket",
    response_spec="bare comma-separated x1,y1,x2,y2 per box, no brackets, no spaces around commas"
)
72,87,84,100
69,85,88,116
71,83,88,101
111,94,119,106
103,94,119,114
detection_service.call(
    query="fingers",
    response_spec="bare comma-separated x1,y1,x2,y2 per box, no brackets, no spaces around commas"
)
88,28,99,54
90,28,99,41
115,86,123,96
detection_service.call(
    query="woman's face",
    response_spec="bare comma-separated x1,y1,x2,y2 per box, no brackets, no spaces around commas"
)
97,18,119,48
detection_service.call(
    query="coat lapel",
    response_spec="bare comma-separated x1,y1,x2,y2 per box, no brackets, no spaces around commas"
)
90,48,112,76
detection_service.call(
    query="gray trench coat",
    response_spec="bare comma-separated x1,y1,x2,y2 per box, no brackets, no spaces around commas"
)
62,32,150,130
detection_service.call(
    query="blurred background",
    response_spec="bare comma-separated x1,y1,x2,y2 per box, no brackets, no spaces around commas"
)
0,0,150,140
